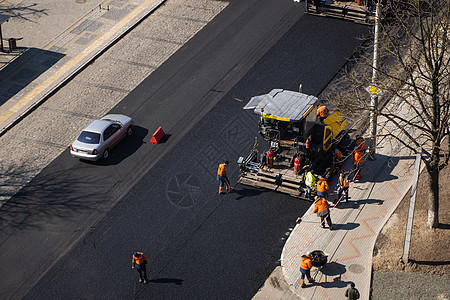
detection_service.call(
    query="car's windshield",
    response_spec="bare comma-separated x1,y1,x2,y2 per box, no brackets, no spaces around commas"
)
77,131,100,144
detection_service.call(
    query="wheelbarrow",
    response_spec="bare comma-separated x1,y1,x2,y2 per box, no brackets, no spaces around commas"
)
311,250,328,268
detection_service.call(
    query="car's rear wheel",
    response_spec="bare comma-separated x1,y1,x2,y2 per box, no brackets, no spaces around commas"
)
127,126,133,136
103,149,109,160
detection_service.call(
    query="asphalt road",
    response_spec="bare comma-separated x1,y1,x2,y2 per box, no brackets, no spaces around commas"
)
0,1,368,299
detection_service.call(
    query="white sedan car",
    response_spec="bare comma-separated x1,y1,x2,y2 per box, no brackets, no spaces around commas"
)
70,114,134,161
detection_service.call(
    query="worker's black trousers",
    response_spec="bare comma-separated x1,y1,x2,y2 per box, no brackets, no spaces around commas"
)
320,213,332,228
300,267,312,280
337,186,349,203
136,264,148,281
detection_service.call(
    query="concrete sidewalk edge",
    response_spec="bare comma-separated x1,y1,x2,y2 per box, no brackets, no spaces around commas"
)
280,152,420,299
252,266,300,300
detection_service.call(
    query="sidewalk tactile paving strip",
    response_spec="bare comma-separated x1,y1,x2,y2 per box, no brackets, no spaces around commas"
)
70,20,105,35
103,5,137,20
75,33,99,45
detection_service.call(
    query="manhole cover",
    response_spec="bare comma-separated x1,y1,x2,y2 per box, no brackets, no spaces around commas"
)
348,264,365,274
166,173,202,208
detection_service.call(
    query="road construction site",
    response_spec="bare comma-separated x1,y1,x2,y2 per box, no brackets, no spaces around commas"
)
0,0,448,299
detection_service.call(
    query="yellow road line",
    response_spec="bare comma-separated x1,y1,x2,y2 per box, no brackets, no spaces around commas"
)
0,0,159,125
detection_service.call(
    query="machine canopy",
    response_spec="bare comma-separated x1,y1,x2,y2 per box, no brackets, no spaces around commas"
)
244,89,318,122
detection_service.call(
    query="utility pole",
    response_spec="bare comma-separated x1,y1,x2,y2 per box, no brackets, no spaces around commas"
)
369,1,381,160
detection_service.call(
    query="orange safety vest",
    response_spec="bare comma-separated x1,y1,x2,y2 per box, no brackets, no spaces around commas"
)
335,149,342,160
294,157,301,173
316,178,329,192
354,151,363,165
339,175,349,188
300,255,312,270
266,151,274,168
356,137,365,152
314,197,329,213
317,105,329,118
217,163,227,176
132,252,147,265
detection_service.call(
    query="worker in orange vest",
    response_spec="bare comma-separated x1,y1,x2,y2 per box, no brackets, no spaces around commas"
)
305,136,311,149
314,196,333,230
299,251,314,288
335,172,350,204
316,104,329,122
305,135,313,163
293,155,302,175
334,148,343,172
132,252,148,283
355,135,366,153
266,150,274,168
353,150,363,180
316,176,329,199
217,161,230,194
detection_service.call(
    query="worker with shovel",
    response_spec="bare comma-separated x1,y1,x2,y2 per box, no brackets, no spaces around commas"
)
217,161,230,194
335,172,350,204
132,251,148,283
353,150,363,180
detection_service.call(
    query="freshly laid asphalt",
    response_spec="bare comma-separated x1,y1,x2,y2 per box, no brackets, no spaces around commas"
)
0,0,373,299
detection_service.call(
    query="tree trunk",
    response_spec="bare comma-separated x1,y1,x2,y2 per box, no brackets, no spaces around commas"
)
427,160,440,228
427,73,441,228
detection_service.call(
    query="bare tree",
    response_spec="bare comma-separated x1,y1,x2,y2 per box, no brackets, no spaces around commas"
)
371,0,449,228
326,0,449,228
379,0,449,228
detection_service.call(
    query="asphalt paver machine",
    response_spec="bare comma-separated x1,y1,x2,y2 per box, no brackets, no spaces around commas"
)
238,89,348,200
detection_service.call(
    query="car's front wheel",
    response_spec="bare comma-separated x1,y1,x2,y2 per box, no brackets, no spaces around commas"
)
103,149,109,160
127,126,133,136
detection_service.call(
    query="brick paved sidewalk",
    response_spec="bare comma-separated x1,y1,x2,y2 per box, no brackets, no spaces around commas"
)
281,137,418,299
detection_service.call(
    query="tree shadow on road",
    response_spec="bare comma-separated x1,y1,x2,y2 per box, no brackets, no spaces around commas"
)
0,124,146,232
0,165,102,232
